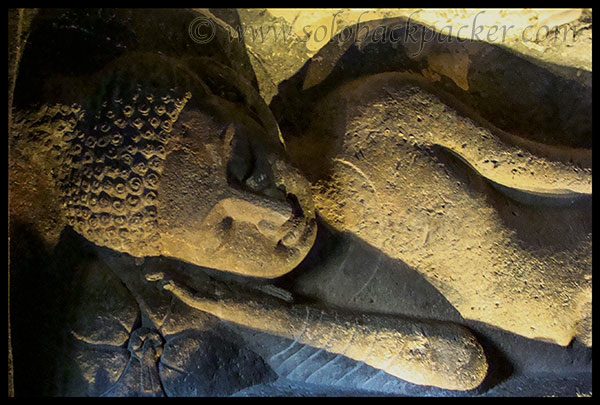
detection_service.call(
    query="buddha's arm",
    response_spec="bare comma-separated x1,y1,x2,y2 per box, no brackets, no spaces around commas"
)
161,278,488,391
430,116,591,198
377,74,592,197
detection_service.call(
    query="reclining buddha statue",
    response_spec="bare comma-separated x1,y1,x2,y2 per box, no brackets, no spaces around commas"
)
9,8,591,396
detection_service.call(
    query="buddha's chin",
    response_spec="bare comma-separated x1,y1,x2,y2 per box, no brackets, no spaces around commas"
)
161,217,317,279
224,217,316,279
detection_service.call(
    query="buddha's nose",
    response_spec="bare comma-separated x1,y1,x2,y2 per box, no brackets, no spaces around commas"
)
222,190,292,230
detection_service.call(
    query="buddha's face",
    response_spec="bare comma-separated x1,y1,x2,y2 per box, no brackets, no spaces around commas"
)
58,54,317,279
155,97,317,278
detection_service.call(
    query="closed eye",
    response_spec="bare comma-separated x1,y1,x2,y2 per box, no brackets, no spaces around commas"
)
225,127,290,204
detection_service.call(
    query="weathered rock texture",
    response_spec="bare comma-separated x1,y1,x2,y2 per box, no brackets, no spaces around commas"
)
236,9,591,103
158,275,488,391
10,9,317,279
13,84,190,257
47,247,276,397
286,72,591,346
8,8,592,398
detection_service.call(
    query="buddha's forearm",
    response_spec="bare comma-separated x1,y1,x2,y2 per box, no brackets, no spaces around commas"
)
162,279,488,391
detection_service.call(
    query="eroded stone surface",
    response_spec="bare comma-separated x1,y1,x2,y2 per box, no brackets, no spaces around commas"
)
159,329,276,396
69,259,139,347
10,9,317,279
287,72,591,346
158,276,488,391
237,9,591,103
61,344,130,397
8,8,592,398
